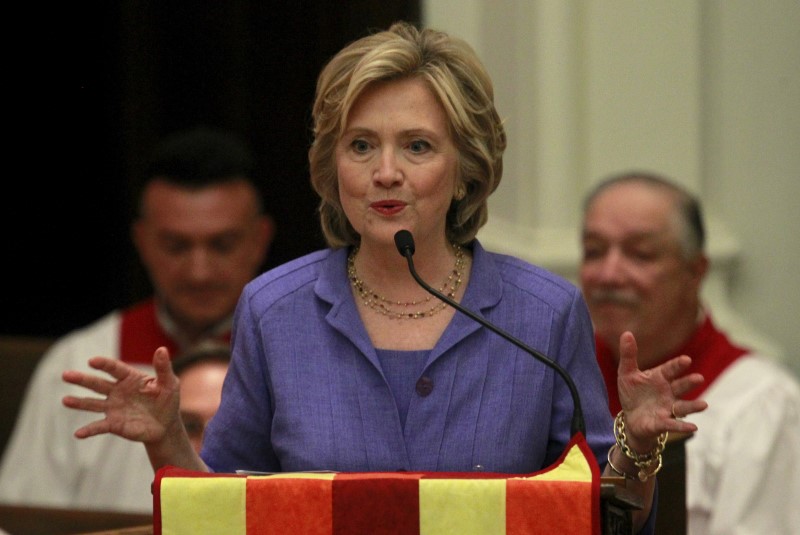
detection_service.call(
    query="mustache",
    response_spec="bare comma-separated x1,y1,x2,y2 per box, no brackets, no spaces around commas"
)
586,288,639,306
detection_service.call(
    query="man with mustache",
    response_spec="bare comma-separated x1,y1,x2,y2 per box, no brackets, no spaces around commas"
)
579,171,800,534
0,126,275,513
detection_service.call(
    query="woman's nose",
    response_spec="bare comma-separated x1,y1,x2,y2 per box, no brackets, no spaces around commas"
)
373,148,403,186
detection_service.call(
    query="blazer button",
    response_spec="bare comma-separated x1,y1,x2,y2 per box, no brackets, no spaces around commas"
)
416,376,434,397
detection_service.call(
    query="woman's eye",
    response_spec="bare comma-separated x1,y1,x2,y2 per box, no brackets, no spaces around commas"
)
351,139,370,153
408,140,430,153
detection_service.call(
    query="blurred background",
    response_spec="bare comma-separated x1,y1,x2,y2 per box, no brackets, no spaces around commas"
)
4,1,798,378
3,1,419,337
426,0,800,378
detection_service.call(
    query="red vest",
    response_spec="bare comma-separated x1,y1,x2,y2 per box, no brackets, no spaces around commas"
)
119,299,230,364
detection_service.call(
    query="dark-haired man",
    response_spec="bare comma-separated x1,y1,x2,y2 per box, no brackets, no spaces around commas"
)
0,127,274,513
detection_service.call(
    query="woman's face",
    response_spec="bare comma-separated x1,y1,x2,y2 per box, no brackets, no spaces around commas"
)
335,77,459,250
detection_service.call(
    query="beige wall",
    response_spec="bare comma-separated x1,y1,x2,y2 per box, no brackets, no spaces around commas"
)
423,0,800,377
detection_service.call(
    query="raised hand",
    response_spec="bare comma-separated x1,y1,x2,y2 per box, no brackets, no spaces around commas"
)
616,331,708,449
62,346,182,444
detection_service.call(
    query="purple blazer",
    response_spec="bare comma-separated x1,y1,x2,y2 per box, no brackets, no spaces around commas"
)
202,240,614,475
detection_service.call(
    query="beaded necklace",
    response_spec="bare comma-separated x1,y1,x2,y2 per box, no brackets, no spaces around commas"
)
347,244,464,319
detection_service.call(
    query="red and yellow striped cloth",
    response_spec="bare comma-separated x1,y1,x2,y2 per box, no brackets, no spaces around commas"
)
154,434,600,534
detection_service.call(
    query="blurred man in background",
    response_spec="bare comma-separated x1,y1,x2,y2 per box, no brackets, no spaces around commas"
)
172,342,231,454
580,171,800,534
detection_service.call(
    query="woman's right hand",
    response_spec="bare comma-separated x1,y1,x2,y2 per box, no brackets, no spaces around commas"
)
62,346,182,445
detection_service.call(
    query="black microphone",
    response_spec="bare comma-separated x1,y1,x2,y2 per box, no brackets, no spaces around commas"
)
394,230,586,437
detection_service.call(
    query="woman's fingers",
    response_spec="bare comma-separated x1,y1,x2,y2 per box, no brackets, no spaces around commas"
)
59,348,180,446
152,346,176,387
658,354,693,380
62,395,108,413
671,398,708,420
86,356,135,380
617,331,639,375
72,419,113,439
62,370,117,396
669,373,705,398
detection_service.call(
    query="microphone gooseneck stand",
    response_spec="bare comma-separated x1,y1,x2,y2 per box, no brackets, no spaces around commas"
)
393,229,586,437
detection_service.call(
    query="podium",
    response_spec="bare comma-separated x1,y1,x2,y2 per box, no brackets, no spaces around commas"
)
0,485,638,535
0,433,674,535
152,436,645,535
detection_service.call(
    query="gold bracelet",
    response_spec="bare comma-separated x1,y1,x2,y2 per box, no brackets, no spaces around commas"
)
613,410,667,482
606,445,636,481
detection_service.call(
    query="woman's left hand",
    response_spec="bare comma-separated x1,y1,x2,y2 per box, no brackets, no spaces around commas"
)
616,331,708,450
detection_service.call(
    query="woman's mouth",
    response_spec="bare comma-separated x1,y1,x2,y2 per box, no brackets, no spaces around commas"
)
370,200,406,215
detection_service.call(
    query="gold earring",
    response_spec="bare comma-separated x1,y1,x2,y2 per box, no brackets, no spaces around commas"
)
454,184,466,201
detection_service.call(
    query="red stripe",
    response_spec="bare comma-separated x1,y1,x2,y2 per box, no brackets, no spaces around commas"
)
248,476,331,534
333,472,421,534
507,479,593,534
506,433,600,535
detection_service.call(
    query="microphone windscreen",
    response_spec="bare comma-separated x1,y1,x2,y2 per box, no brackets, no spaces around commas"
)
394,230,415,256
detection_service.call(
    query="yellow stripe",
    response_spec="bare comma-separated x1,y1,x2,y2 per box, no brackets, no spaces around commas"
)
420,478,506,534
161,477,246,535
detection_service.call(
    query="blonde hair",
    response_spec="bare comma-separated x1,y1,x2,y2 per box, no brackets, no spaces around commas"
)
309,21,507,247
